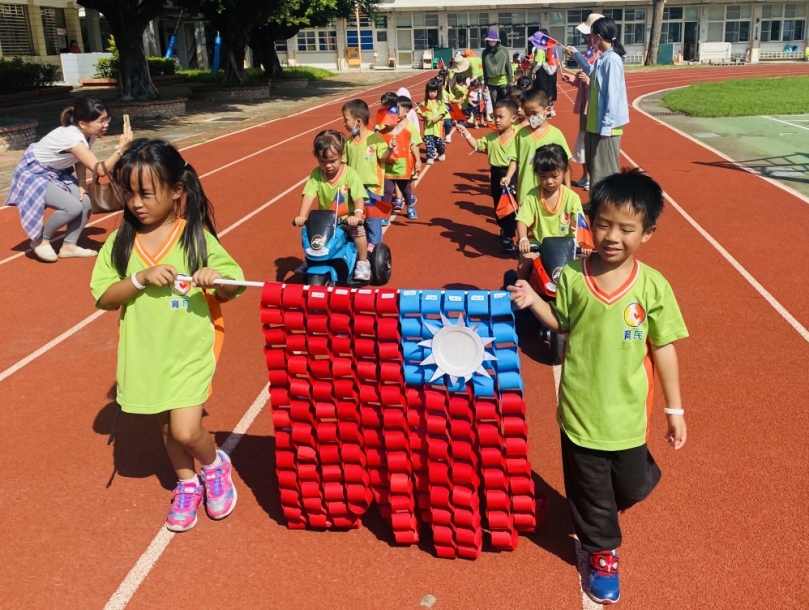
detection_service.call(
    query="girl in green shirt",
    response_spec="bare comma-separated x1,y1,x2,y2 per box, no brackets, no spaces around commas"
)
417,78,450,164
91,139,244,533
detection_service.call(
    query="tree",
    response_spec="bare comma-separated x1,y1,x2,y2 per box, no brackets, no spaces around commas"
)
78,0,167,100
179,0,279,86
645,0,666,65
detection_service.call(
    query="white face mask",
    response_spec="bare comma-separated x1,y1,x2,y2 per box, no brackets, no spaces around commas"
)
487,40,497,47
528,114,545,129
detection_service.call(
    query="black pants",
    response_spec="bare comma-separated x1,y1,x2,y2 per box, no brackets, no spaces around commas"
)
383,178,412,206
490,165,517,238
488,84,510,108
560,430,661,553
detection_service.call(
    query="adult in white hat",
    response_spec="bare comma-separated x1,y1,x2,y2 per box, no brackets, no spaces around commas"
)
576,12,605,36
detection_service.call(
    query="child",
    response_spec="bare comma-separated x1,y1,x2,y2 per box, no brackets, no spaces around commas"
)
90,138,244,533
514,144,588,279
375,91,400,129
502,88,571,206
531,30,560,117
456,98,520,252
294,130,370,281
379,98,422,220
437,68,455,139
466,79,485,128
508,86,528,128
516,75,533,91
342,99,394,250
417,78,450,165
509,169,688,605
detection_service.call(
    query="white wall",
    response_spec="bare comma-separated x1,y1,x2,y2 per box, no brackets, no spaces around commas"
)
60,52,112,86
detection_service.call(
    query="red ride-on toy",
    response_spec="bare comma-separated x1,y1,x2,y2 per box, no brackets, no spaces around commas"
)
505,236,579,365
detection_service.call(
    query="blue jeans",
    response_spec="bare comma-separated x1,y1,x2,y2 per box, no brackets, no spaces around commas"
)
364,188,384,245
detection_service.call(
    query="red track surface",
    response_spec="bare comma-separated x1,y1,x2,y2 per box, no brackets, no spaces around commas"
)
3,64,808,609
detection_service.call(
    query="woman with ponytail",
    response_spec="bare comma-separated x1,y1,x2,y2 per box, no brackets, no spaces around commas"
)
565,17,628,186
4,98,132,262
90,138,244,533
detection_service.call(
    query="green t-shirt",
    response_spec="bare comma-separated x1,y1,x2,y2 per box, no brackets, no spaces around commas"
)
89,221,245,414
418,99,450,137
477,129,517,168
344,132,388,197
552,258,689,450
515,185,583,245
514,125,572,204
302,165,366,215
587,78,623,136
383,121,423,178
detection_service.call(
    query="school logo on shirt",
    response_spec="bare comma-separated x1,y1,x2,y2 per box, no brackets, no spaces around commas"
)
340,183,349,193
365,145,375,156
623,302,646,327
560,212,571,234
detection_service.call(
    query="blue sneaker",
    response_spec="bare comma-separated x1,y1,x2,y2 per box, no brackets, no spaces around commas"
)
588,550,620,604
410,194,418,206
393,198,404,211
406,205,418,219
381,218,390,225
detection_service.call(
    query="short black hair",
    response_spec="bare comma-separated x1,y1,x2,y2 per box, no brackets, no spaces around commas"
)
397,95,413,111
516,75,533,91
381,92,399,107
521,87,549,108
508,85,524,104
533,143,569,175
313,129,344,158
588,168,664,231
342,99,370,123
494,98,519,117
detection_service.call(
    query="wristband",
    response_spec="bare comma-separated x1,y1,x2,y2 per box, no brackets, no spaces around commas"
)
518,238,529,243
354,209,365,217
664,408,684,415
131,272,146,290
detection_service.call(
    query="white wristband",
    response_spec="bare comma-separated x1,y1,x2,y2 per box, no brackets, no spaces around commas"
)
131,272,146,290
518,238,529,243
664,408,684,415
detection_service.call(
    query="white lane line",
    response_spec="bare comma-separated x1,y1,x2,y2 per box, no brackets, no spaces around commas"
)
104,158,437,608
761,115,809,133
0,210,121,268
179,73,432,153
620,147,809,343
103,384,270,610
632,89,809,207
0,309,106,383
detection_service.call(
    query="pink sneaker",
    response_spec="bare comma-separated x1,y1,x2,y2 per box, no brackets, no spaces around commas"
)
166,480,204,532
201,450,237,520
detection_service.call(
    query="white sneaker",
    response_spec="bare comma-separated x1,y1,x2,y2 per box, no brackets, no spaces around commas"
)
354,260,371,281
31,241,57,263
438,154,446,162
445,133,452,142
426,158,435,165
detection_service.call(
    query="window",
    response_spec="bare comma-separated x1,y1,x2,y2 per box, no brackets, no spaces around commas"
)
449,27,468,49
275,38,287,52
762,4,806,41
625,8,646,22
347,13,371,28
297,30,316,52
663,7,684,20
713,5,752,43
395,14,411,28
567,9,592,24
661,6,684,43
347,29,373,50
414,29,438,50
623,8,646,45
724,21,750,42
41,7,66,55
549,11,565,26
602,9,623,21
297,27,337,52
377,31,387,42
0,3,33,56
375,16,387,29
527,11,540,25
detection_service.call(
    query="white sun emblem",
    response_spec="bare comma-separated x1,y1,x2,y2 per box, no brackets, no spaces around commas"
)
418,313,498,386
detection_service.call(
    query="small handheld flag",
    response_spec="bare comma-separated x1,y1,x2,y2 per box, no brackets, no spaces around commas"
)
576,213,595,250
448,102,468,121
375,105,399,127
496,188,519,219
529,32,561,50
330,185,351,218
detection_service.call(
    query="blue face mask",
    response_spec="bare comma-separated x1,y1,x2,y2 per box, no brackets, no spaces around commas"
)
351,122,361,136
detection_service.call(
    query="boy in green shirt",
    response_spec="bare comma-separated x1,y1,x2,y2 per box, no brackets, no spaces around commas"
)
342,99,394,249
294,130,370,280
501,88,571,205
456,98,520,252
379,96,423,220
509,169,688,605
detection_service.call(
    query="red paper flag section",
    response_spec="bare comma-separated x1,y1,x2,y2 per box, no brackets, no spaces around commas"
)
496,189,519,219
448,102,468,121
576,213,595,249
375,105,399,127
259,284,546,559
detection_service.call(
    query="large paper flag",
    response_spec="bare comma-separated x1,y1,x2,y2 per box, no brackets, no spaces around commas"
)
260,283,546,559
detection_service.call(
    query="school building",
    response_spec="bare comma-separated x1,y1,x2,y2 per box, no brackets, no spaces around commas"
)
276,0,808,69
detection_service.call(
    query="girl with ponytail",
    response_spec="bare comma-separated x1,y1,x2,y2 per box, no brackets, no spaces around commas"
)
565,17,629,186
90,138,245,533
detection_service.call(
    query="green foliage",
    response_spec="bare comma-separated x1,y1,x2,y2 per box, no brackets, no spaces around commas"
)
180,67,264,85
107,35,119,59
0,57,60,93
280,66,335,80
95,56,179,79
662,76,809,117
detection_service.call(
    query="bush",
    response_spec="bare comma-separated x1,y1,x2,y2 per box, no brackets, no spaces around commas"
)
0,57,60,94
94,56,179,80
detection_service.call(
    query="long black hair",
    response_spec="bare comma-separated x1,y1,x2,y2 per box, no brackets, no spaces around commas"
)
110,138,216,277
60,98,106,127
591,17,626,57
425,77,443,102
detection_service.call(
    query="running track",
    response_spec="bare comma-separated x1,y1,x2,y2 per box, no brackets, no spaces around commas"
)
2,64,808,609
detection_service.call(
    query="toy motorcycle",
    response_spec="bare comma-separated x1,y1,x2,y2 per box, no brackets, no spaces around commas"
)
296,209,392,287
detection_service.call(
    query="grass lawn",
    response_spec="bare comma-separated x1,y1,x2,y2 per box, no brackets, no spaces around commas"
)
661,75,809,117
180,66,335,86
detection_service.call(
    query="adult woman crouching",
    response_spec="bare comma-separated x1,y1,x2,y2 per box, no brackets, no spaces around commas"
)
5,98,132,262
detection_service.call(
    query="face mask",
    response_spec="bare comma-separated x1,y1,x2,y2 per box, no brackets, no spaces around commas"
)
487,41,497,47
351,121,361,136
528,114,545,129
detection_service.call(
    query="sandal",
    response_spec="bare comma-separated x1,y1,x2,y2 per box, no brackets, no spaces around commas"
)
31,241,57,263
58,246,98,259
